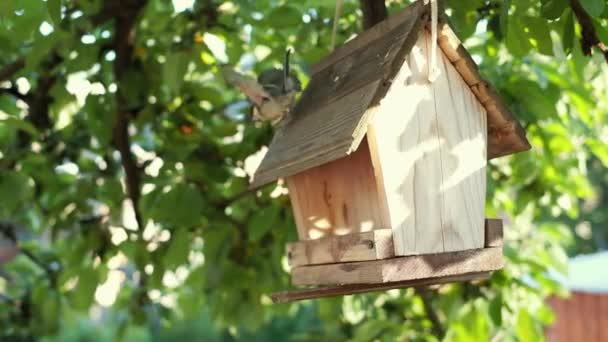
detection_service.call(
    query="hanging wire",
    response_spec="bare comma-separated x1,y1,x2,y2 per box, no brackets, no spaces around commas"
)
331,0,344,50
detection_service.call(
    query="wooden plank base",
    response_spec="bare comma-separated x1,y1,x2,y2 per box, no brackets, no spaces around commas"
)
287,229,394,267
271,271,490,303
291,246,503,286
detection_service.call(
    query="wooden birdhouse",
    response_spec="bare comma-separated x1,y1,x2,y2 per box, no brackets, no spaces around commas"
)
250,2,531,302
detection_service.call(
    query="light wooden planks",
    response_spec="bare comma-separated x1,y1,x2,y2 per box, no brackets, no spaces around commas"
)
432,32,488,253
287,229,394,267
286,218,502,267
434,22,531,158
291,246,503,286
285,139,390,240
368,32,487,256
271,271,490,303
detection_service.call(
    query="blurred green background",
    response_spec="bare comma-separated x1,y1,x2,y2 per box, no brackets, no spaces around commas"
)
1,0,607,340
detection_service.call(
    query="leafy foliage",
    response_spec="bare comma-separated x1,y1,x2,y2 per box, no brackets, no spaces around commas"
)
0,0,607,340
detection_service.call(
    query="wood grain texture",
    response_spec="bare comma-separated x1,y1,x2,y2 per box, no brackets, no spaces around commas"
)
547,292,608,342
484,219,503,247
285,139,390,240
312,1,428,74
250,9,424,189
251,3,530,188
435,23,530,158
250,81,380,188
433,33,488,253
291,246,503,286
287,229,393,267
369,32,486,256
287,218,501,266
271,271,490,303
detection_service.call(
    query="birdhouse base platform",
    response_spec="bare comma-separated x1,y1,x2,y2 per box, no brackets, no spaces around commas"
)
271,219,503,303
271,271,491,304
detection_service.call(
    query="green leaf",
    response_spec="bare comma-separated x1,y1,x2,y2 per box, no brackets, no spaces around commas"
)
522,16,553,55
0,172,34,214
516,309,540,342
580,0,605,17
0,0,14,18
164,229,191,269
562,10,575,54
149,184,205,228
541,0,568,19
592,17,608,43
507,17,533,57
488,294,503,326
47,0,61,26
72,266,99,310
0,117,39,136
164,52,190,94
500,0,510,38
248,205,280,242
267,6,302,28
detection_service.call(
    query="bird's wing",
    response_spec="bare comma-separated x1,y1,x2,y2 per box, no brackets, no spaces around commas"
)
221,66,271,107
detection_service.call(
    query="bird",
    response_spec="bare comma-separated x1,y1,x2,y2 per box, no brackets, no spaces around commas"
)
221,49,301,125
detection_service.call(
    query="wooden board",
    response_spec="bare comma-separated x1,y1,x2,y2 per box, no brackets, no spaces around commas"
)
312,1,428,75
369,32,486,256
291,246,503,286
285,139,390,240
286,218,502,267
484,219,503,247
287,229,394,267
435,23,531,158
271,271,489,303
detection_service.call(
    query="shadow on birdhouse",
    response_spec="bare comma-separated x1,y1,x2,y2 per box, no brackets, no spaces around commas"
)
249,1,531,303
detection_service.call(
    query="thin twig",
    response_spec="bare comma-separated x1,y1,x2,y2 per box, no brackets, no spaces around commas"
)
0,58,25,82
415,287,446,338
569,0,608,63
111,0,148,231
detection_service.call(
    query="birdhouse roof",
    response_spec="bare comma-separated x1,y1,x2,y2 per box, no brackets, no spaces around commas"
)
250,1,530,188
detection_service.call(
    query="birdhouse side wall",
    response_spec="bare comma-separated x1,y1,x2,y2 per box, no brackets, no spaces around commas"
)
368,31,487,256
286,139,390,240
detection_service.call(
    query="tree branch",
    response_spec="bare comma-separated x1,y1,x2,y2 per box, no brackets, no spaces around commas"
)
0,221,57,285
415,287,445,338
0,58,25,82
569,0,608,63
359,0,388,30
112,0,148,232
0,86,30,102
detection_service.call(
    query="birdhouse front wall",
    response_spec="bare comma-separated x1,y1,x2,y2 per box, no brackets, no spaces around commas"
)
286,139,390,240
368,31,488,256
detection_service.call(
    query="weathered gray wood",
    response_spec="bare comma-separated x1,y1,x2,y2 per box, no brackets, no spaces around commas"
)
291,247,503,286
484,219,503,247
312,1,428,74
287,229,394,267
271,271,490,303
